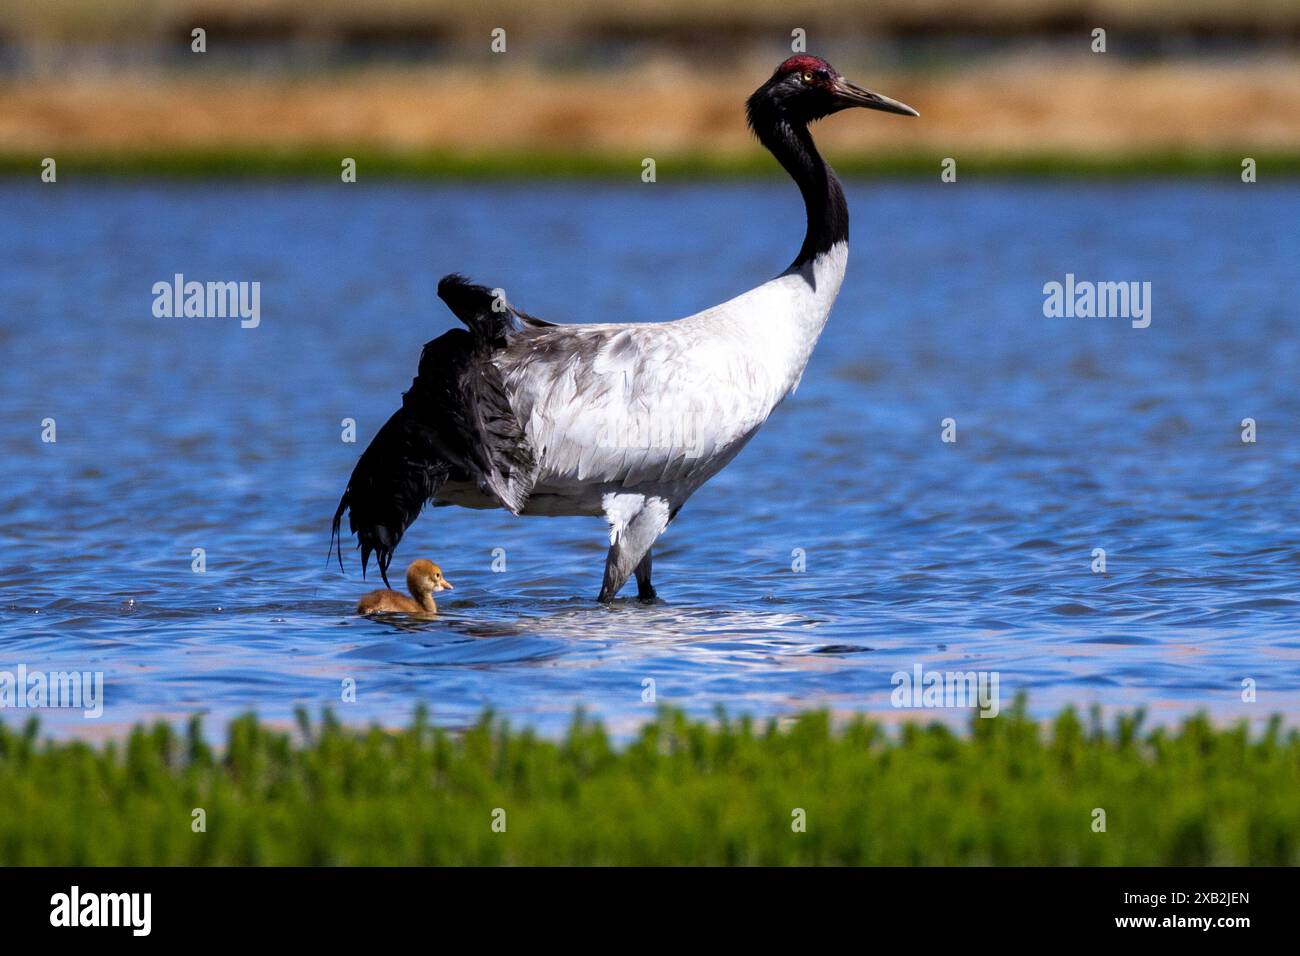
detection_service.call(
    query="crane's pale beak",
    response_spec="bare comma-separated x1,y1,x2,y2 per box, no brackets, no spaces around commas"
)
440,578,454,591
833,79,919,117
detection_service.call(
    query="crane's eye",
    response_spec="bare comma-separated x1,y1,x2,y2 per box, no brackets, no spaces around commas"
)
801,71,814,83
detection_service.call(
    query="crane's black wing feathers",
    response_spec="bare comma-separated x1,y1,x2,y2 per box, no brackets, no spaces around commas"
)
330,274,541,586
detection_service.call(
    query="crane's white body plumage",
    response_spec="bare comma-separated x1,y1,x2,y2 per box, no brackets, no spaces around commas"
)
435,242,847,522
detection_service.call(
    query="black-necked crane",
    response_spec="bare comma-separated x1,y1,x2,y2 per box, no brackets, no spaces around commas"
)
332,55,917,602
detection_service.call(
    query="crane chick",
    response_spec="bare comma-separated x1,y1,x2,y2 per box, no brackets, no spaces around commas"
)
356,559,453,616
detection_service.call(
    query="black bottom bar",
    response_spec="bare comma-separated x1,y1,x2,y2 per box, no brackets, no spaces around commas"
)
0,867,1280,941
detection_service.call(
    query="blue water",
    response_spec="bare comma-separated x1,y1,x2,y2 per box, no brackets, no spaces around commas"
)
3,180,1299,738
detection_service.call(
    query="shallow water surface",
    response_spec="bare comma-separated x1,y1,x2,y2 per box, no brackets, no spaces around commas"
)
2,180,1299,737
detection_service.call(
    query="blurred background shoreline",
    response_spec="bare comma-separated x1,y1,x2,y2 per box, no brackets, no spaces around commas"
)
3,0,1300,176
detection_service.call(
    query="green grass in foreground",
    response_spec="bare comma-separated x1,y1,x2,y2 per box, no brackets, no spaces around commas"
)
1,701,1297,865
3,149,1299,179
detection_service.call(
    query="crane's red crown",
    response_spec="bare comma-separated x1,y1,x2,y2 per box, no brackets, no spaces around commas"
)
776,55,835,78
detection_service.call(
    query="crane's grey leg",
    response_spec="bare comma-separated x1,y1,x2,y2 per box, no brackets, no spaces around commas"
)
634,550,656,602
598,495,669,603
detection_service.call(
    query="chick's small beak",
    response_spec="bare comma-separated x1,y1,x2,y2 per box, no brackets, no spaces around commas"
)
834,79,918,117
440,578,453,590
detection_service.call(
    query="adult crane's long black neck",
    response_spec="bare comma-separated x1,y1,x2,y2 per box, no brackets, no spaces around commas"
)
748,100,847,272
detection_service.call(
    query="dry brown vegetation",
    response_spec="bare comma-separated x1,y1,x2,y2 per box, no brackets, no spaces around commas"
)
3,1,1298,165
3,57,1298,159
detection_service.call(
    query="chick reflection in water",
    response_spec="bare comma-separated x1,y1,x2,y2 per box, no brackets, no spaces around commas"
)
357,559,453,617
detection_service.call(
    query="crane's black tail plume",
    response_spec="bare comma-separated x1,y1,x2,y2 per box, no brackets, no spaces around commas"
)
330,404,451,587
331,274,541,586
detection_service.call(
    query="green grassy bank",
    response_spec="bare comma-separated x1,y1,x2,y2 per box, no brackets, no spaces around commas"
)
1,701,1296,865
4,149,1298,180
